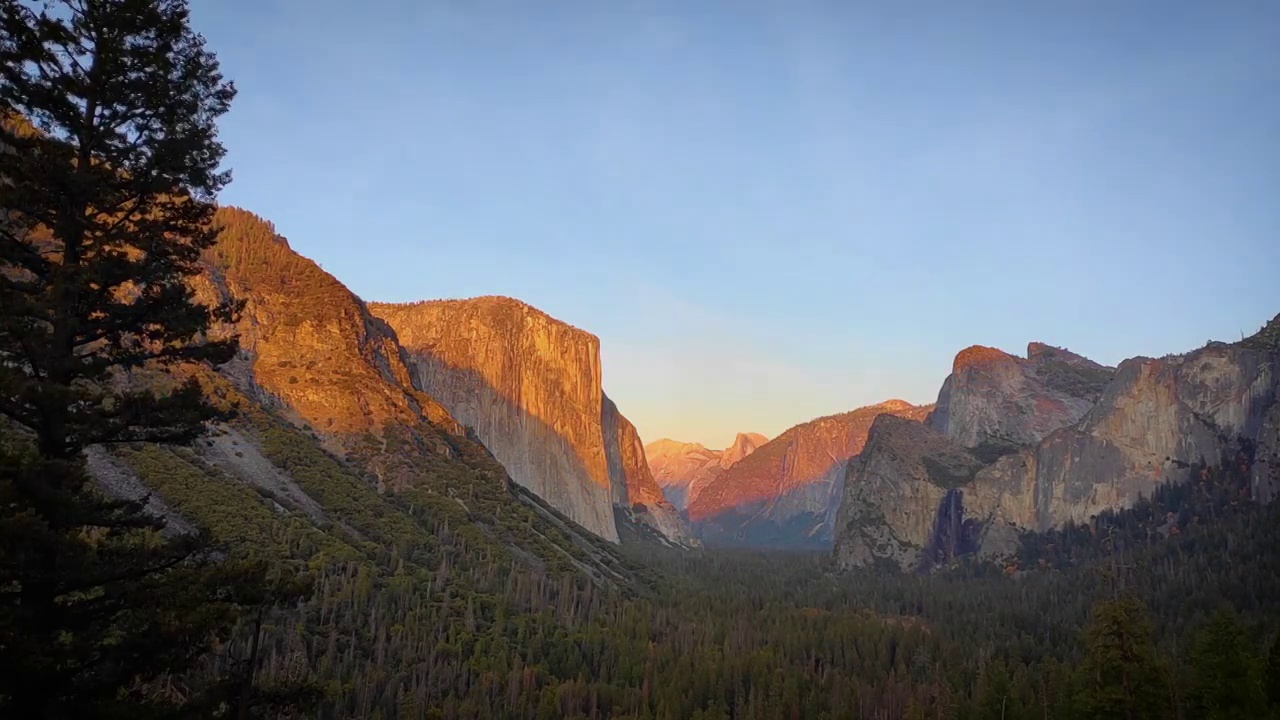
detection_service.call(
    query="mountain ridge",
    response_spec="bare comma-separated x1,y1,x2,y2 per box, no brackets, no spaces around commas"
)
836,316,1280,570
644,432,768,511
688,399,933,548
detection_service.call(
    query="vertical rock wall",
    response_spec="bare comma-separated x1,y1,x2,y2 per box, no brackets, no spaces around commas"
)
371,297,694,545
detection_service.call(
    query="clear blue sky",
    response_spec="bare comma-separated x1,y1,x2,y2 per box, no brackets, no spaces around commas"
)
192,0,1280,449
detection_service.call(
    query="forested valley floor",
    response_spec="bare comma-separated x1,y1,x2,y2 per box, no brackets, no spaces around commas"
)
125,413,1280,720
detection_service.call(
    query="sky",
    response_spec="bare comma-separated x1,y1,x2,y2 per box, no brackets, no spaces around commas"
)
190,0,1280,449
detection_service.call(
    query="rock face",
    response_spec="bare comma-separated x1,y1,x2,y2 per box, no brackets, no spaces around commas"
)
721,432,769,469
602,396,697,546
688,400,933,548
370,297,692,545
201,208,465,461
1255,403,1280,505
834,415,987,569
645,432,767,511
836,321,1280,570
927,342,1114,453
196,209,643,565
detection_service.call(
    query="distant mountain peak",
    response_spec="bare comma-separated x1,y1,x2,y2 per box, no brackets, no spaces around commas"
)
644,431,767,511
687,400,934,547
875,399,915,412
951,345,1018,373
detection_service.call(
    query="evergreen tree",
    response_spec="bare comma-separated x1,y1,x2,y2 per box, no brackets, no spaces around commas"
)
1073,595,1170,720
1268,633,1280,711
0,446,263,716
0,0,241,460
0,0,272,716
1183,607,1265,720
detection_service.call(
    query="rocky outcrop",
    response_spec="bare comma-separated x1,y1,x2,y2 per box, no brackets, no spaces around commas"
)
957,341,1274,536
836,319,1280,570
370,297,692,546
927,342,1113,453
645,439,720,510
602,396,697,545
201,208,465,464
1254,403,1280,504
721,432,769,469
834,415,986,569
198,207,629,561
689,400,933,548
368,297,618,542
645,432,767,510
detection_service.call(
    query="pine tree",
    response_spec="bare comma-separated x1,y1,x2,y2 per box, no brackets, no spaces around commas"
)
1268,633,1280,711
0,0,241,459
0,0,271,716
0,446,264,716
973,660,1014,720
1183,607,1266,720
1073,595,1170,720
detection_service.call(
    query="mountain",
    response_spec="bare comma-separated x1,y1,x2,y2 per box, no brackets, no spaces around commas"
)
687,400,932,548
645,432,768,510
720,431,770,467
174,207,652,567
369,297,695,546
926,342,1114,455
45,208,662,717
835,323,1280,570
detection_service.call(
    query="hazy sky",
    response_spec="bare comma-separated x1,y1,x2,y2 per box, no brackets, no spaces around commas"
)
192,0,1280,449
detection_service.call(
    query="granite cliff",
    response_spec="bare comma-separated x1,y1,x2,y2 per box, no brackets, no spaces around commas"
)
602,397,698,545
689,400,932,548
927,342,1114,455
369,298,693,546
836,320,1280,570
140,208,642,584
645,432,767,510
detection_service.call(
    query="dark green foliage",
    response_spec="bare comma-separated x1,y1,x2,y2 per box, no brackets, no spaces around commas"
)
1073,595,1170,720
1016,450,1258,573
0,444,262,717
0,2,286,716
1267,633,1280,710
76,399,1280,718
1183,607,1266,720
922,454,981,489
1033,357,1115,400
0,0,239,460
968,440,1022,465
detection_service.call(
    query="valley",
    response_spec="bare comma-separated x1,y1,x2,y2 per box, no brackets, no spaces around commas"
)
2,1,1279,719
78,205,1280,717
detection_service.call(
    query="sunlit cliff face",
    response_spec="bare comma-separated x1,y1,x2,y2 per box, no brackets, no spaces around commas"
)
369,296,694,546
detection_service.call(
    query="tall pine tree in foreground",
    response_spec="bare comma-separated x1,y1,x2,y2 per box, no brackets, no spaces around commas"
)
0,0,283,716
1074,594,1171,720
